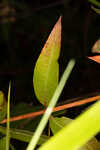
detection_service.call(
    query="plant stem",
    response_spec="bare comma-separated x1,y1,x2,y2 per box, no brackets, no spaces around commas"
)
1,94,100,124
6,81,11,150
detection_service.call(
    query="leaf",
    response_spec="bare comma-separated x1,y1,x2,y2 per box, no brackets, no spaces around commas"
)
81,137,100,150
88,39,100,63
0,137,6,150
92,39,100,53
33,16,62,106
0,126,49,145
91,6,100,14
49,116,72,134
50,117,100,150
10,102,43,129
39,100,100,150
0,91,7,122
27,60,75,150
88,56,100,63
0,137,15,150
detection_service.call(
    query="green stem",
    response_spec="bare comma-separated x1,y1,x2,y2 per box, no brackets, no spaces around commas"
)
6,81,11,150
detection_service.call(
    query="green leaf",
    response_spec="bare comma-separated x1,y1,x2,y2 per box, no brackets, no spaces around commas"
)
0,126,49,145
10,102,43,130
33,16,61,106
0,137,15,150
0,137,6,150
0,91,7,122
49,116,72,134
81,138,100,150
50,117,100,150
27,59,75,150
39,100,100,150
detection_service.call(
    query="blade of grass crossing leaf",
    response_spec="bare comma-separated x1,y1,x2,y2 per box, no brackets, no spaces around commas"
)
39,99,100,150
6,81,11,150
26,59,75,150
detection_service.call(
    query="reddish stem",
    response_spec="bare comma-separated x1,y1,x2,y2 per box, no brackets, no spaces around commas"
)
1,95,100,124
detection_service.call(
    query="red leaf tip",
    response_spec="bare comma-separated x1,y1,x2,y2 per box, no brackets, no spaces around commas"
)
58,16,62,22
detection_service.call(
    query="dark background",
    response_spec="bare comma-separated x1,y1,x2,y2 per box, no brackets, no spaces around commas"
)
0,0,100,102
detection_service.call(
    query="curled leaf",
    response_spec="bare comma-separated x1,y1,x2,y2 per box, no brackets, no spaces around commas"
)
33,16,62,106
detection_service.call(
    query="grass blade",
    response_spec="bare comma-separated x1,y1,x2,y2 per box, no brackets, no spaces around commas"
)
39,99,100,150
6,81,11,150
